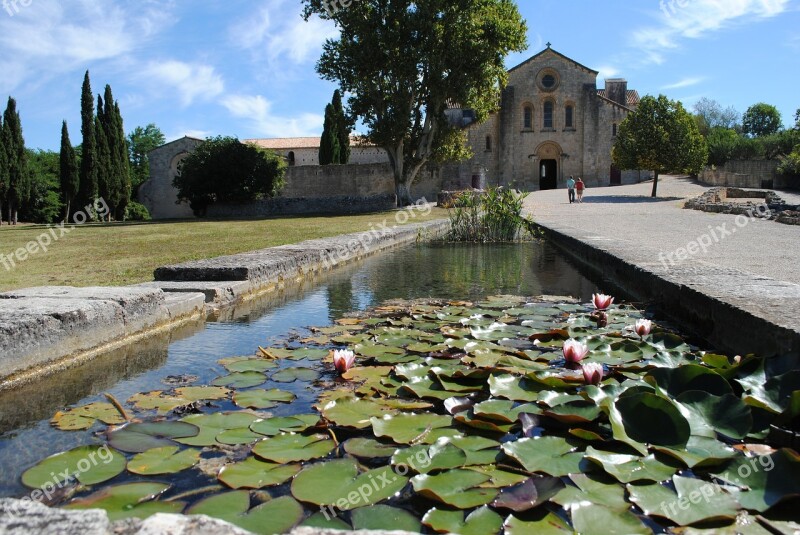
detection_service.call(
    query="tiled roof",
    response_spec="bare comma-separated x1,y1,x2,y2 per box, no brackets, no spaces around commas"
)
596,89,641,106
245,137,321,150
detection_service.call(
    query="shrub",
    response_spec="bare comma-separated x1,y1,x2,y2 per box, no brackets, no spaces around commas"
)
125,201,151,221
446,187,536,242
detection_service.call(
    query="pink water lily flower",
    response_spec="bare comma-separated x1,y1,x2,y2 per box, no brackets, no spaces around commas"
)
634,319,652,338
582,362,604,385
593,293,615,311
563,339,590,364
333,349,356,375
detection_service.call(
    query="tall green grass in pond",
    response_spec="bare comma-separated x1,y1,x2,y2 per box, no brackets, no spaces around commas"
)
445,188,537,242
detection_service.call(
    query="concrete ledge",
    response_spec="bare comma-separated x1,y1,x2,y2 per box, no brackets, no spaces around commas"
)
537,222,800,370
0,498,419,535
136,281,253,306
154,220,450,286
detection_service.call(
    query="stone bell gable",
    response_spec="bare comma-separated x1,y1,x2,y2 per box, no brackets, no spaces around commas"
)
459,46,648,191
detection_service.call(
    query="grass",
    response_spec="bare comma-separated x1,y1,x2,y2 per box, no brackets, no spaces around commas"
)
0,208,447,292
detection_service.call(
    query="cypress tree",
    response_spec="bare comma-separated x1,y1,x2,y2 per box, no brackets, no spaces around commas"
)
95,96,112,221
102,86,121,218
0,113,6,225
113,101,131,220
2,97,28,225
332,90,351,164
59,121,79,221
319,103,340,166
78,71,97,210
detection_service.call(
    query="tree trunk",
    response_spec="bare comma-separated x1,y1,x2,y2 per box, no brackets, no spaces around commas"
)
396,182,413,207
64,198,72,223
651,171,659,198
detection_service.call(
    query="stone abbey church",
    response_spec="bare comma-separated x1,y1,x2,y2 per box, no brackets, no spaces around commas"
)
454,45,646,190
142,46,646,219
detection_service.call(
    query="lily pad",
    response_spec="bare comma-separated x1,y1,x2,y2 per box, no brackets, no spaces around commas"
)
21,445,126,489
370,413,456,445
503,511,573,535
712,449,800,512
343,438,400,459
646,364,732,397
108,421,200,453
219,357,278,373
127,446,200,475
320,397,392,429
64,482,184,522
233,388,295,409
249,414,319,436
492,477,566,512
570,503,649,535
615,392,691,448
252,433,335,463
351,505,421,532
553,473,630,512
270,367,320,383
187,492,304,534
177,413,260,447
51,402,125,431
264,347,330,361
501,436,585,476
676,390,752,439
211,371,267,389
422,506,503,535
584,446,678,483
217,457,301,489
488,374,541,402
412,469,497,508
291,458,407,510
627,475,739,525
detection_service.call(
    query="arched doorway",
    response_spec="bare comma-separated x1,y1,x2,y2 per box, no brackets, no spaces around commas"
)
535,141,562,191
540,160,558,190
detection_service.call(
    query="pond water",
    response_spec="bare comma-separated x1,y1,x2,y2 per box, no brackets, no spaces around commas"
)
0,242,598,498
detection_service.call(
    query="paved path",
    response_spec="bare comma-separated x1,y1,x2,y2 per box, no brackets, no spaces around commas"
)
526,176,800,284
524,176,800,361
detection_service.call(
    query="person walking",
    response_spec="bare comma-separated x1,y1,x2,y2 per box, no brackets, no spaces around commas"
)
566,176,576,204
576,177,585,203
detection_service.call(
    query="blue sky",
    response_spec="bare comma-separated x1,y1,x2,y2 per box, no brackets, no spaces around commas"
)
1,0,798,151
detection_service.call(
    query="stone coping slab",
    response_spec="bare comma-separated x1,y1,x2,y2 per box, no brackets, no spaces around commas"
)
135,280,253,305
155,220,449,284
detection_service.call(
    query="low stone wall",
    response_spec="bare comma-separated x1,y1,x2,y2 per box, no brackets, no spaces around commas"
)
684,187,799,224
700,160,780,189
208,193,398,217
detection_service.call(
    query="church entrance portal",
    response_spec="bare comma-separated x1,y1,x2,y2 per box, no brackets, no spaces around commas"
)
540,160,558,190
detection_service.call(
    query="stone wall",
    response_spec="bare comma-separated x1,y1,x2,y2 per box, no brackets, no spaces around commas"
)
700,160,780,189
139,137,203,219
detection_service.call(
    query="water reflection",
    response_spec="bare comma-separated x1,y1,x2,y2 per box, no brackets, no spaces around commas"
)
0,242,599,496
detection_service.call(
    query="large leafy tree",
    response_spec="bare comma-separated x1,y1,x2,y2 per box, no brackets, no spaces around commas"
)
173,136,286,217
1,97,29,224
59,121,80,221
78,71,97,209
20,149,62,224
613,95,707,197
692,97,739,136
302,0,527,205
128,124,165,192
742,103,782,138
319,103,341,165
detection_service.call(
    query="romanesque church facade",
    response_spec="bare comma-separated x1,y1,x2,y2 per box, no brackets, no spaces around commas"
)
453,46,647,190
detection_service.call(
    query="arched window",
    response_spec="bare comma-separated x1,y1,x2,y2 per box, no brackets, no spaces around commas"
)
287,151,296,166
543,101,554,129
523,106,532,129
485,136,492,151
565,105,574,129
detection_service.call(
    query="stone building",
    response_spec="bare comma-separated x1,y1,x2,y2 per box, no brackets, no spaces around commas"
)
245,137,389,167
138,136,204,220
454,45,647,190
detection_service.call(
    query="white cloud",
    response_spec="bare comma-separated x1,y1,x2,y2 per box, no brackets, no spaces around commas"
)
631,0,790,65
0,0,173,94
228,2,338,77
142,61,225,107
597,66,622,81
661,76,706,90
221,94,323,138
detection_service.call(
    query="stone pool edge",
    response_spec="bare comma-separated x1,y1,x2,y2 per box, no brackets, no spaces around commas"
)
0,219,450,391
534,221,800,367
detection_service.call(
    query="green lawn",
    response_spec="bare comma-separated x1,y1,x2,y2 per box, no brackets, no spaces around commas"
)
0,209,447,292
